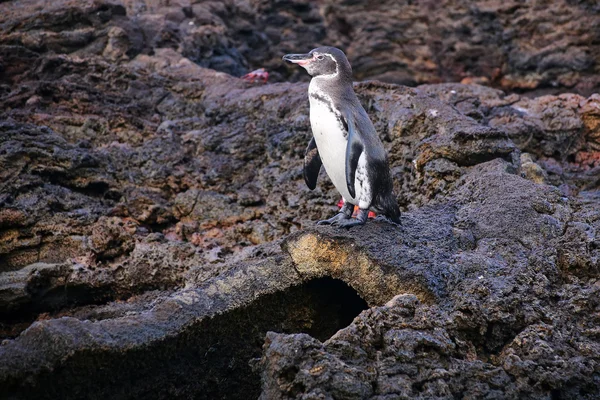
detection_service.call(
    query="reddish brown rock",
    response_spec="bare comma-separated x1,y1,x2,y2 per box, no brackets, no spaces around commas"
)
2,0,599,94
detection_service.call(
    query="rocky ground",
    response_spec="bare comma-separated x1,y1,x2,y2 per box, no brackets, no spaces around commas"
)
1,0,599,399
2,0,600,92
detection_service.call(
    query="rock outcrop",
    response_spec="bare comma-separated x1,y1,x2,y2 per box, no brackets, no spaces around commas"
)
261,160,600,399
0,0,599,399
1,0,599,93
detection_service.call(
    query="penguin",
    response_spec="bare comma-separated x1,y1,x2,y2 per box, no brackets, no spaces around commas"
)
283,46,401,227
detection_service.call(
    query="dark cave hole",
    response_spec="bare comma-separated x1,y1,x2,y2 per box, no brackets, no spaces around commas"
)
5,277,369,400
295,277,370,341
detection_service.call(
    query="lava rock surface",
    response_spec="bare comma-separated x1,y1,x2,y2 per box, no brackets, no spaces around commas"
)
0,0,599,399
1,0,600,93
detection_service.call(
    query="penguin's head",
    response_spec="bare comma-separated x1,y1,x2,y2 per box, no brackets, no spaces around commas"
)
283,47,352,80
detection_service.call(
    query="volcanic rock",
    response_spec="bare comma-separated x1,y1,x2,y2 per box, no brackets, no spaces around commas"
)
0,0,599,399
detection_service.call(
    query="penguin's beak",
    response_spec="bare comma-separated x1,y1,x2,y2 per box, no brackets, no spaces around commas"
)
282,53,313,66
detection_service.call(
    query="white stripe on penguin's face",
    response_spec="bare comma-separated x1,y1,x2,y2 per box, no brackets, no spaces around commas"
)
313,53,339,80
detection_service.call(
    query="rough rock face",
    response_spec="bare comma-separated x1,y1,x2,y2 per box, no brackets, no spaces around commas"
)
261,160,600,399
0,0,600,399
323,0,600,95
1,0,599,94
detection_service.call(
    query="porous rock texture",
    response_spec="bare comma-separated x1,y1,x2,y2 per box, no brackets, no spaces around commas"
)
262,160,600,399
0,0,600,399
1,0,599,93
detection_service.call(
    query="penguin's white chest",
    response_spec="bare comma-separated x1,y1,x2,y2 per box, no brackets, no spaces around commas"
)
308,84,371,208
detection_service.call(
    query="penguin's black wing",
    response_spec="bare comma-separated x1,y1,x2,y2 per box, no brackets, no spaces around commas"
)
343,112,364,199
304,137,322,190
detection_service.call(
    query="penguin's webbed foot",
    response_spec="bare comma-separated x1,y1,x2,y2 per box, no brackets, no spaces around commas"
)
317,201,354,226
317,212,350,226
330,208,369,229
335,218,366,228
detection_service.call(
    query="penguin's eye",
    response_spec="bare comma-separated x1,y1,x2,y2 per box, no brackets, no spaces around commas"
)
316,55,325,61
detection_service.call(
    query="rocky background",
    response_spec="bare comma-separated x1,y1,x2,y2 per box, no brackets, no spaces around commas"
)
0,0,599,399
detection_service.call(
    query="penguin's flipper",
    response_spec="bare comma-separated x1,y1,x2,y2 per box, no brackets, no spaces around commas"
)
304,137,322,190
344,113,364,199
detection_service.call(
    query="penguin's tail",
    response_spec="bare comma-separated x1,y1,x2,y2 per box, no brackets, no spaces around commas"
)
377,192,401,224
370,159,401,224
